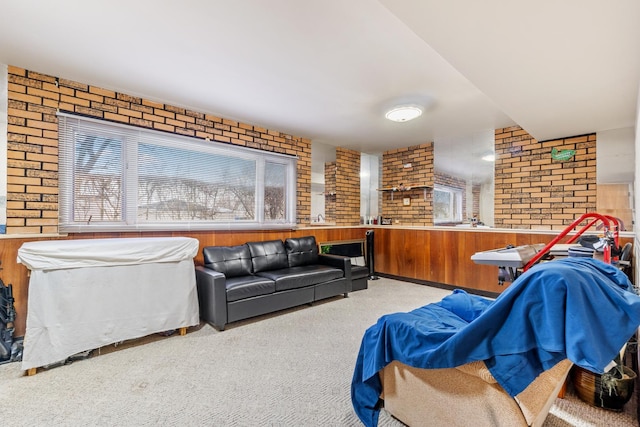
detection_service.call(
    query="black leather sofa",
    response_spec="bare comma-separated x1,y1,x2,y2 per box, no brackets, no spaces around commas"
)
319,240,369,291
195,236,352,330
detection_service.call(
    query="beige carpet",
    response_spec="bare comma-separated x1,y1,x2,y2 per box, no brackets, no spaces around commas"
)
0,278,636,426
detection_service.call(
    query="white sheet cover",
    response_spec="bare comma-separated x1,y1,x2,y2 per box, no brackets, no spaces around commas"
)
18,237,200,370
17,236,199,270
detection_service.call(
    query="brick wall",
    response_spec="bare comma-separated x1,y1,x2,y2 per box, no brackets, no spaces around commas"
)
381,143,434,226
6,66,312,233
472,184,480,221
324,161,336,222
494,126,596,229
335,147,360,225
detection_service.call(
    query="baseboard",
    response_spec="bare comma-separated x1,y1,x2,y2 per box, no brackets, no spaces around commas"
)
375,273,500,299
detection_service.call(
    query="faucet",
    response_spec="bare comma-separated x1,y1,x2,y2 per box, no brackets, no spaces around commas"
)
316,213,325,223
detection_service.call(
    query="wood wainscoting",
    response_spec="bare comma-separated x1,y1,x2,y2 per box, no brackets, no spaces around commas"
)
0,227,367,337
1,226,631,337
372,227,633,295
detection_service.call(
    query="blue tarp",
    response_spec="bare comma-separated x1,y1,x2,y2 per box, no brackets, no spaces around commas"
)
351,257,640,426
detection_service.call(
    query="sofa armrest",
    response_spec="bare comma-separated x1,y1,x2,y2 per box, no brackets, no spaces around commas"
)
318,253,352,283
195,266,228,331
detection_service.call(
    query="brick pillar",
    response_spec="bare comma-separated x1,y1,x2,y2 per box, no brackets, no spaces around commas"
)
295,138,312,225
324,161,336,223
472,184,481,220
381,143,434,226
335,147,360,225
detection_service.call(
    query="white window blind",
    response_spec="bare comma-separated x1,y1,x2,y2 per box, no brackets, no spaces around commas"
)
58,113,298,232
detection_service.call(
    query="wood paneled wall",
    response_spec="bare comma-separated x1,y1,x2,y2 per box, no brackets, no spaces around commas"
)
373,228,631,294
1,228,367,336
3,227,631,337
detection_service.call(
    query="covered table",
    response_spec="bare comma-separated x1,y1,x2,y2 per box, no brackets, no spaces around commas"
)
17,237,200,371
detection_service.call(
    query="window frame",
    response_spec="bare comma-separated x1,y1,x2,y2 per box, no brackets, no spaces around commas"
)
433,184,463,224
58,112,298,232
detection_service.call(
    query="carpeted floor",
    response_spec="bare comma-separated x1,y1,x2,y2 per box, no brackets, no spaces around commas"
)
0,278,636,426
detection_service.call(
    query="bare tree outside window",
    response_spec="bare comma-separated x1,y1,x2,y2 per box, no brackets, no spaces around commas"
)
137,143,256,222
264,161,286,220
73,135,122,222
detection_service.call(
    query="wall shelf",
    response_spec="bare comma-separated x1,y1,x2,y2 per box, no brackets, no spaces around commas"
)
377,185,432,201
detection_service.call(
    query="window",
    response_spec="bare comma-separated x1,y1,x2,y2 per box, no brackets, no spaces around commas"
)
58,113,297,232
433,185,463,224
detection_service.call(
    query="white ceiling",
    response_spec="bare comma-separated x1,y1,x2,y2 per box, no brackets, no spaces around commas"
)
0,0,638,180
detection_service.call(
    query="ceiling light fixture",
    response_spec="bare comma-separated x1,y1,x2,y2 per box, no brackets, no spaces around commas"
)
481,152,496,162
385,105,423,122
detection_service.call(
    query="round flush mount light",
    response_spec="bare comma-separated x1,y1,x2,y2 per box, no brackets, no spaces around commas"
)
385,105,423,122
481,152,496,162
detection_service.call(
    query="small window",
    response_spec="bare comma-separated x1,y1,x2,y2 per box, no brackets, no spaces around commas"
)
58,113,298,232
433,185,463,224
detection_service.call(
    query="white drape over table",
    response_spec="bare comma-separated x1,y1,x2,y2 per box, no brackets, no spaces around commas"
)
17,237,200,370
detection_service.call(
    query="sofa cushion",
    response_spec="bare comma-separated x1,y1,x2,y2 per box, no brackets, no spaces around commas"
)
285,236,319,267
247,240,288,273
203,244,253,278
225,275,276,302
256,265,343,292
